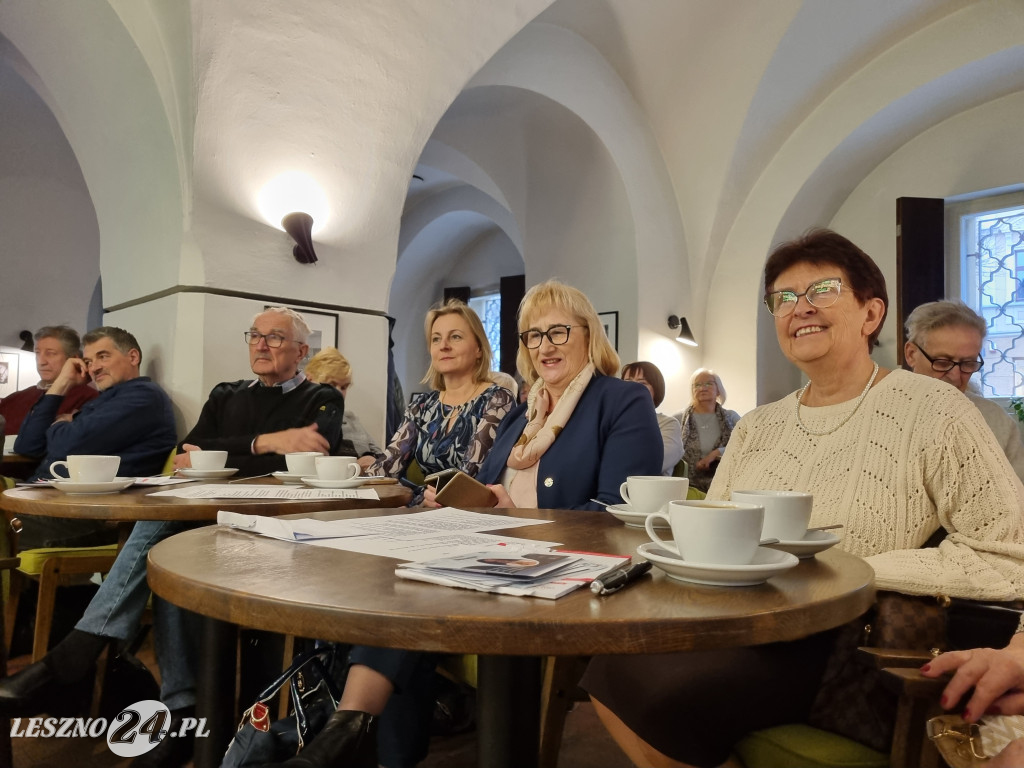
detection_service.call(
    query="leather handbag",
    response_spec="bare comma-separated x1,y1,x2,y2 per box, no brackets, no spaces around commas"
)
221,644,346,768
927,713,1024,767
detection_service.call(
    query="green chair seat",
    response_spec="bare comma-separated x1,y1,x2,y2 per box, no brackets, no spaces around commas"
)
16,544,119,576
736,724,888,768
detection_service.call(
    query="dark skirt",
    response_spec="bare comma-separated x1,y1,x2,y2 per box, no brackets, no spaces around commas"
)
580,630,837,768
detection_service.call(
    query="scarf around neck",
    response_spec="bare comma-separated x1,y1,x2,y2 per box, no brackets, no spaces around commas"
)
506,362,596,471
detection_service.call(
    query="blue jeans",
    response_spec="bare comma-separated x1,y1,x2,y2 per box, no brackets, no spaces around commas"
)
75,520,201,711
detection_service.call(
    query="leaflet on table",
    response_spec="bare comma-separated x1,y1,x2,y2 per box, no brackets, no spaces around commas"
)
150,485,381,500
16,475,196,487
396,551,630,599
310,531,563,561
218,507,552,542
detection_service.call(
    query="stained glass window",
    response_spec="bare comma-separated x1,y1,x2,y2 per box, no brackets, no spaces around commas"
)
469,293,501,372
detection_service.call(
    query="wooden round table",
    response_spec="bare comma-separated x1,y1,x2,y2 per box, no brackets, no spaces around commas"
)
0,479,411,521
148,507,875,768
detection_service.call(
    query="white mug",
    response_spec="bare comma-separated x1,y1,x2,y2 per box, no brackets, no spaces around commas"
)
189,450,228,471
49,454,121,483
731,489,813,542
645,500,764,565
315,455,360,482
618,476,689,515
286,451,321,476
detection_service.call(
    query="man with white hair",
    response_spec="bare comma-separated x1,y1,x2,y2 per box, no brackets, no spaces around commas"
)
905,300,1024,483
0,307,349,768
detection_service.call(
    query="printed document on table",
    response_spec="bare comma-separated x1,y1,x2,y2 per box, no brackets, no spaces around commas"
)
150,484,380,500
308,531,563,560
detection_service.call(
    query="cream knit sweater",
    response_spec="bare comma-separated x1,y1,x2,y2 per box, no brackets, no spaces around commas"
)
708,369,1024,601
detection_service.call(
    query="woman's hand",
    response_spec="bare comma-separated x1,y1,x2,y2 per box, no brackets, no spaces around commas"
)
488,484,516,508
921,636,1024,721
696,449,721,471
422,484,440,508
356,455,376,473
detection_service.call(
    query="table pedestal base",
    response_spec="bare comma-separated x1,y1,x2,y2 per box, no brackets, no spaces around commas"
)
477,655,541,768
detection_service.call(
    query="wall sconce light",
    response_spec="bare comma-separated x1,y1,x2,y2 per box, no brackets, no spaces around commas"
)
282,212,318,265
667,315,698,347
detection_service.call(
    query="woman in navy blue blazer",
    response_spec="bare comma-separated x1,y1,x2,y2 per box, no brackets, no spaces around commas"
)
473,280,662,509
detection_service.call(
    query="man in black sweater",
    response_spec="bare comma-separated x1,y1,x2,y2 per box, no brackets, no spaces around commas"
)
0,307,351,768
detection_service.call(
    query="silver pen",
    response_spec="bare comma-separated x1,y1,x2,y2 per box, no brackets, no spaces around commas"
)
590,560,653,595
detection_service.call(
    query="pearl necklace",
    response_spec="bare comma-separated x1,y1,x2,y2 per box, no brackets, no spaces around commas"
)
795,361,879,437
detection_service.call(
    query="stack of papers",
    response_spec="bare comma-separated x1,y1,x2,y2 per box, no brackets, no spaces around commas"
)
397,548,629,599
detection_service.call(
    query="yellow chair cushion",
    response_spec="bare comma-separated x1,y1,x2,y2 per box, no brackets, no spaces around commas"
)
736,724,887,768
438,654,478,689
17,544,120,576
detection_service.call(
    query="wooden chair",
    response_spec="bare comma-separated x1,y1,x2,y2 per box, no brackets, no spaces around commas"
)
0,554,20,768
538,649,946,768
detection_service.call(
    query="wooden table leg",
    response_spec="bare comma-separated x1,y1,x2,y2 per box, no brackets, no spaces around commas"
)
477,655,541,768
193,616,237,768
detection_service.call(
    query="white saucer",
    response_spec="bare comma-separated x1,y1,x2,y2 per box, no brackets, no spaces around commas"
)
52,477,136,495
636,542,800,586
178,468,239,479
301,476,366,489
763,530,841,559
605,503,670,529
272,471,308,485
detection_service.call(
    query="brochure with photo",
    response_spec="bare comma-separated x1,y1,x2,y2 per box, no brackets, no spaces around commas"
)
410,550,579,579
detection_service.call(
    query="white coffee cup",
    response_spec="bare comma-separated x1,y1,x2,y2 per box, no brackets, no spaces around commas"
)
645,500,765,565
188,450,228,471
286,452,321,476
731,490,813,542
314,455,360,482
618,476,689,515
49,454,121,483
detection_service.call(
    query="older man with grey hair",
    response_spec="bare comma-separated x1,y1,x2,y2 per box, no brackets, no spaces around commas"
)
905,300,1024,483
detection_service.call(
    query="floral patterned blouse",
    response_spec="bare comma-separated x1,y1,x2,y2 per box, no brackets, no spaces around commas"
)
368,383,515,482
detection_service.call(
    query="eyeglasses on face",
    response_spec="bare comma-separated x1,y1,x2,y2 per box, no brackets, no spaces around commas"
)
244,331,292,348
519,325,583,349
764,277,843,317
694,381,716,389
912,343,983,374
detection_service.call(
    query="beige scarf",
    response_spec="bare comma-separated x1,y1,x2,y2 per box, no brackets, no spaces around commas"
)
506,362,595,470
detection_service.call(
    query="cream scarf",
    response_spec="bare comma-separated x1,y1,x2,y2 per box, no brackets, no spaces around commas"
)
506,362,595,470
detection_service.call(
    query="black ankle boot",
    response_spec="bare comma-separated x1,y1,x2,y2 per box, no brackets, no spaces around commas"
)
130,706,195,768
0,662,61,717
264,710,377,768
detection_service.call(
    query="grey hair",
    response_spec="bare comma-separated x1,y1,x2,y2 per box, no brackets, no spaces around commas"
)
82,326,143,363
905,301,986,346
689,368,727,407
35,325,81,358
253,307,312,345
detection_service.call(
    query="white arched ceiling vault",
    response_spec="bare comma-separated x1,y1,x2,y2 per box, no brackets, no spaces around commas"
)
706,0,1024,409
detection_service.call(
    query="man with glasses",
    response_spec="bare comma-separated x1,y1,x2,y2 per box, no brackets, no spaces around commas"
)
905,300,1024,483
0,307,350,768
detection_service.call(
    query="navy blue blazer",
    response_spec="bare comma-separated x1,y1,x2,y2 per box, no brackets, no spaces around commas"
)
476,375,662,510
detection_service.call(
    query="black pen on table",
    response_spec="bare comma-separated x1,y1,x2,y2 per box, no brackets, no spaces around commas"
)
591,560,652,596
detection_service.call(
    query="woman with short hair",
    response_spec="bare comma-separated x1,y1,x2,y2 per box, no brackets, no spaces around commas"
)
673,368,741,491
621,361,684,476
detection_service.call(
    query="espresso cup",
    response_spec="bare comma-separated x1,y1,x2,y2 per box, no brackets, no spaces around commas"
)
314,455,360,482
49,454,121,483
645,500,765,565
618,476,689,515
286,451,321,476
188,450,228,471
731,490,813,542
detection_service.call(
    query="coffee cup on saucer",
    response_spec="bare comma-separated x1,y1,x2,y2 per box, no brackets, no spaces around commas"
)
645,500,764,565
189,450,228,471
286,452,321,476
618,476,689,515
49,454,121,483
314,456,360,482
731,490,812,542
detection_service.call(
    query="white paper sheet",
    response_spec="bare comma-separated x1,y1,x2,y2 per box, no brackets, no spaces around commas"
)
150,484,380,500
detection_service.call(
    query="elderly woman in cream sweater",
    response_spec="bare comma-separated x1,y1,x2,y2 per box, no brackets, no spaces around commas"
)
582,229,1024,768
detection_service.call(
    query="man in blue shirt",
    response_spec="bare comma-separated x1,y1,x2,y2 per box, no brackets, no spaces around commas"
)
13,326,176,549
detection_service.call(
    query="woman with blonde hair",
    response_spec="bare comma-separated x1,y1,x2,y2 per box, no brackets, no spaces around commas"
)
304,347,384,466
469,279,662,509
673,368,741,492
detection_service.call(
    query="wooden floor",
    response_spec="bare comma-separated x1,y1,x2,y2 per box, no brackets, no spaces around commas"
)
8,640,634,768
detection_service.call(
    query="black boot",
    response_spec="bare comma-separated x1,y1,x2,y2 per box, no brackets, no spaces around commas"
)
0,629,109,717
263,710,377,768
130,706,195,768
0,662,60,717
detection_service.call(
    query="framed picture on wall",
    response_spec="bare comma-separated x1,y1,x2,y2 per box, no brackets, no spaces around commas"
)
0,353,17,398
598,311,619,351
265,305,339,361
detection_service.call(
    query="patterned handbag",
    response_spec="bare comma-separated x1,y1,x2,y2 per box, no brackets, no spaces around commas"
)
928,714,1024,767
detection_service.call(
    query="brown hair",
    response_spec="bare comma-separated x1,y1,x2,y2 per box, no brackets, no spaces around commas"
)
764,228,888,349
621,361,666,407
516,280,620,387
421,300,492,391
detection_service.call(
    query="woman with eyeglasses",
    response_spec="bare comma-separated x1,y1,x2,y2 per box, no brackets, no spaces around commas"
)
672,368,741,490
467,279,662,509
582,229,1024,768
